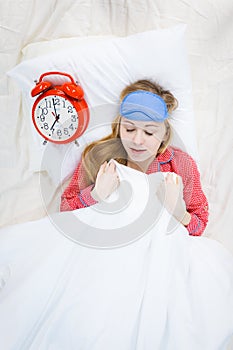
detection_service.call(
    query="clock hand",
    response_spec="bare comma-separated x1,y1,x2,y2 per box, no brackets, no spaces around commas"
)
50,114,60,131
52,98,59,119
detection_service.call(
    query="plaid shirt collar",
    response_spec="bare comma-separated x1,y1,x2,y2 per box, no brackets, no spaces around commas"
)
146,146,174,174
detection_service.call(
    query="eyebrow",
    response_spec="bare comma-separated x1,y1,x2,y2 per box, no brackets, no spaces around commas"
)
122,121,159,128
144,124,159,128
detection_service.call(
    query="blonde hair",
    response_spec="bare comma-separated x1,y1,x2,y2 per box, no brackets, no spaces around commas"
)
82,79,178,184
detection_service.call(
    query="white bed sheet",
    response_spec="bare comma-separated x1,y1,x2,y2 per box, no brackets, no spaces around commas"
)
1,161,233,350
0,1,233,347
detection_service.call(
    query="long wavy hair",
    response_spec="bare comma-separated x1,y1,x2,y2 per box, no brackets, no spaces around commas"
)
82,79,178,185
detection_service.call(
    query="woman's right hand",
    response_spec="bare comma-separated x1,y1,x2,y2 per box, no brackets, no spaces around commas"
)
91,161,120,201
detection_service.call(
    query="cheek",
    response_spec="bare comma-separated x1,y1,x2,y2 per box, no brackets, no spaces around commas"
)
146,137,161,151
153,127,167,144
120,127,130,143
145,132,165,153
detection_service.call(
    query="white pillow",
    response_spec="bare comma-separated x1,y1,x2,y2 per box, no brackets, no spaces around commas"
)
7,24,198,185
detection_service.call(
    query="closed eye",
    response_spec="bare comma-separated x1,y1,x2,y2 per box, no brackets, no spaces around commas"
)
126,129,154,136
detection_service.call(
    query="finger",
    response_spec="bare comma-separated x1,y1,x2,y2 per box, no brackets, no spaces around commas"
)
106,161,116,173
98,161,107,175
172,173,179,185
172,173,182,186
165,172,174,184
115,175,120,189
166,172,180,185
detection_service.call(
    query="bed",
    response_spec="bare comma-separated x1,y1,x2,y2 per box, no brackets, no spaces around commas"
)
1,1,233,349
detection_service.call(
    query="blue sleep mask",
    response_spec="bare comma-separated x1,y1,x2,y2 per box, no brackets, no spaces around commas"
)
120,90,169,122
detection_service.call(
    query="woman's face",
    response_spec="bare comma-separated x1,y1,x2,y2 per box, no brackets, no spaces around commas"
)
119,117,167,163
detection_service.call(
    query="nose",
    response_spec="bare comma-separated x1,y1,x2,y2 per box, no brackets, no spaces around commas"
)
132,129,144,145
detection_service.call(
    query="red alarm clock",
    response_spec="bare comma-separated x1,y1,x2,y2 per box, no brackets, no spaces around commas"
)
31,71,90,144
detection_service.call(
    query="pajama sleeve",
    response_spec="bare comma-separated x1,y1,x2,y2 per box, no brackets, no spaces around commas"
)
60,160,98,212
181,156,209,236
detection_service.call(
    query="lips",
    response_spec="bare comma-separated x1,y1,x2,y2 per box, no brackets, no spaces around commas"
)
129,147,147,154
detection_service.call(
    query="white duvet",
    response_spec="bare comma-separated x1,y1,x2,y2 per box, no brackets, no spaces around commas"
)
0,162,233,350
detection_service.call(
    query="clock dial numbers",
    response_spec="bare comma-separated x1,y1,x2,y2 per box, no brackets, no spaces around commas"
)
34,95,79,141
45,99,52,109
67,105,74,113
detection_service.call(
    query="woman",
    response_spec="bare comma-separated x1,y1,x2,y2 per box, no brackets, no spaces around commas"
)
60,79,208,236
1,81,233,350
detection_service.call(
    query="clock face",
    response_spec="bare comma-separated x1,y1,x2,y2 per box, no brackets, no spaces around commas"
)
33,95,79,143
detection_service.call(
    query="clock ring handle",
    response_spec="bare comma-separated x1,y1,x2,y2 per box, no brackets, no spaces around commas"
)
38,71,76,84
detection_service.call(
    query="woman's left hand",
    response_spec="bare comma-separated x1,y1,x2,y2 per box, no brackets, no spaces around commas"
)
156,173,191,225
